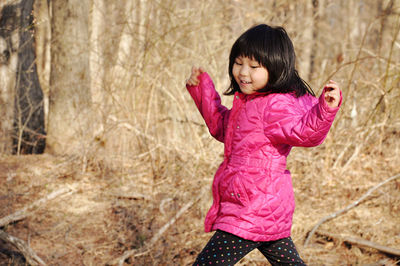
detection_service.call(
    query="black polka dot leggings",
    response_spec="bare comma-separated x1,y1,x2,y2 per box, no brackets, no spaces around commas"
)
193,230,306,266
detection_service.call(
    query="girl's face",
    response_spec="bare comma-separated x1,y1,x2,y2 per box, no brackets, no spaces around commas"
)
232,56,269,94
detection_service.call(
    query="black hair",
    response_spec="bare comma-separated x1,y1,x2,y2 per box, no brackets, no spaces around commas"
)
225,24,315,97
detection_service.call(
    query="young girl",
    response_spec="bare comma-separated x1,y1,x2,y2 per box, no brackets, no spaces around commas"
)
186,24,342,265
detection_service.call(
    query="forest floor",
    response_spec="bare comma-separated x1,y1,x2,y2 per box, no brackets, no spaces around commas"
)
0,152,399,266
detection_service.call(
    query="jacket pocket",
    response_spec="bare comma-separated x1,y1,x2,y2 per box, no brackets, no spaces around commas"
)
221,175,250,207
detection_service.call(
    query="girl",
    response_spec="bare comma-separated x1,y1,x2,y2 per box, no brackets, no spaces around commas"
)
186,24,342,265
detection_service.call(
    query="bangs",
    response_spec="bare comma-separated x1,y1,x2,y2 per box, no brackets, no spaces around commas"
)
230,27,270,68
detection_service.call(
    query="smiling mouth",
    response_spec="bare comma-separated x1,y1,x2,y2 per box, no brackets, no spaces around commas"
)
240,80,251,84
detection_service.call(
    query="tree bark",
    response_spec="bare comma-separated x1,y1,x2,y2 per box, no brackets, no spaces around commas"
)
0,3,18,154
33,0,51,130
46,0,92,155
297,0,313,81
13,0,46,154
1,1,47,155
90,0,127,116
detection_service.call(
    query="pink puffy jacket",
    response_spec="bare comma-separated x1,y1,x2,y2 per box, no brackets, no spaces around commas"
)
187,72,342,241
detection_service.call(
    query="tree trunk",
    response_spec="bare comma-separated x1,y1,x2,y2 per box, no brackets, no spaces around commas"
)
0,3,19,154
90,0,127,118
33,0,51,131
297,0,313,81
13,0,46,154
46,0,92,155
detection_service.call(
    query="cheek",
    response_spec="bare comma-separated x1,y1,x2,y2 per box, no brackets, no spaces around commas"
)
257,71,269,85
232,67,240,80
232,66,238,75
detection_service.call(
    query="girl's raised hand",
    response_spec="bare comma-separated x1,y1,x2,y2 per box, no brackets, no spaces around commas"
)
323,80,341,108
186,66,205,86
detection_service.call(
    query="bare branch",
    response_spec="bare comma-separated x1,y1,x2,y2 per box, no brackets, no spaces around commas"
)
0,187,75,227
304,173,400,247
107,188,208,266
315,230,400,257
0,229,47,265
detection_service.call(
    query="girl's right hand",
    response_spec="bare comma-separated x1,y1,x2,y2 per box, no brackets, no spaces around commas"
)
186,66,205,86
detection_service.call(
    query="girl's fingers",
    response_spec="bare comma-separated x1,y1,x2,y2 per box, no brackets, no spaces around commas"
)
323,80,341,107
324,92,340,107
187,66,205,86
325,87,339,98
187,77,199,86
325,81,339,89
192,66,198,75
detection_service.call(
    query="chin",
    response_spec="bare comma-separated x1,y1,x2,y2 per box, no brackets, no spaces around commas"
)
241,90,255,95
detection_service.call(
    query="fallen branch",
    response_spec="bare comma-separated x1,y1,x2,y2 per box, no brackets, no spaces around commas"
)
0,229,47,266
315,230,400,257
304,173,400,247
0,186,74,227
107,188,208,266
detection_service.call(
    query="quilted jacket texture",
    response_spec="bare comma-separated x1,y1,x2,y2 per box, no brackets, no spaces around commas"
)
187,72,342,241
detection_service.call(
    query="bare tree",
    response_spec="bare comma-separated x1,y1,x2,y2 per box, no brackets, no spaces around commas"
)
46,0,92,155
90,0,127,117
0,3,18,154
0,0,46,154
33,0,51,128
13,0,46,154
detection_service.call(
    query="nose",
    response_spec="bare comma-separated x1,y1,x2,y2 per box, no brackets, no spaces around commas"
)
239,65,249,76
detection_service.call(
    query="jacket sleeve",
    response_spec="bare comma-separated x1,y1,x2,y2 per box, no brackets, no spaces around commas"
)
263,90,342,147
186,72,230,143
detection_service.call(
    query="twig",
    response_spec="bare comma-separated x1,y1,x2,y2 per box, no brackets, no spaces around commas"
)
315,230,400,257
107,115,193,157
107,188,208,266
304,173,400,247
0,229,47,266
107,192,151,200
0,186,74,227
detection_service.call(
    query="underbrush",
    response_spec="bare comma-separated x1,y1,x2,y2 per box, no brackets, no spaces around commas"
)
0,128,399,265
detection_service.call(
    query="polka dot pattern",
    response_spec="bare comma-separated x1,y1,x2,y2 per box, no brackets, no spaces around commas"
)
193,230,305,266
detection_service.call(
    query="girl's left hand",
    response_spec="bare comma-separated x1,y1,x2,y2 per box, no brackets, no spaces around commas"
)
323,80,341,108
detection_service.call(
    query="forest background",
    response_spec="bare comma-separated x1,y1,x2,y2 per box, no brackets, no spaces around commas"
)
0,0,399,265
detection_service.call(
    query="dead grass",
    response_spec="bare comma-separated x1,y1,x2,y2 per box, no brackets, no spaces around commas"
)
0,131,399,265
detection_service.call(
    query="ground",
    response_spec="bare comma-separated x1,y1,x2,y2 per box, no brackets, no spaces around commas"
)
0,152,399,265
